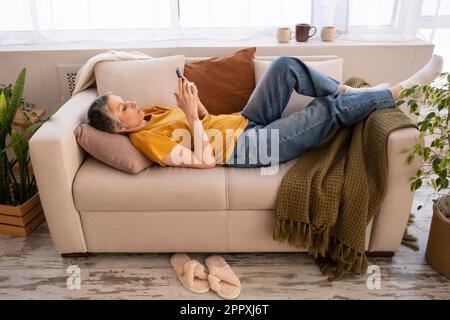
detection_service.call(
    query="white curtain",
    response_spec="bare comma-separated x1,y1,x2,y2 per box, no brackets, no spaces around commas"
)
0,0,434,45
340,0,422,42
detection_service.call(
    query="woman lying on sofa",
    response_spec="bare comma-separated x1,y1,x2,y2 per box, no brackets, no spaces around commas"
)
87,55,443,169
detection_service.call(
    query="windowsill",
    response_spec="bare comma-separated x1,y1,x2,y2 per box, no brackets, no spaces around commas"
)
0,37,433,52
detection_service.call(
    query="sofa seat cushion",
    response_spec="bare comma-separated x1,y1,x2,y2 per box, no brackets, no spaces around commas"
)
226,160,297,210
74,156,299,211
73,156,228,211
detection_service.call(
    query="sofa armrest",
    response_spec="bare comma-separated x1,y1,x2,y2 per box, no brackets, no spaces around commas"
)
29,89,98,254
369,126,423,253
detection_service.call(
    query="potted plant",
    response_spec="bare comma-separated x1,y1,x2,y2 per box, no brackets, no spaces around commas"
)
0,68,48,236
400,72,450,279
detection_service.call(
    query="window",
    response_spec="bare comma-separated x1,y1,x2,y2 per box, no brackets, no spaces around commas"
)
417,0,450,71
348,0,398,26
179,0,312,28
0,0,33,31
0,0,445,46
35,0,171,30
440,0,450,15
421,0,450,15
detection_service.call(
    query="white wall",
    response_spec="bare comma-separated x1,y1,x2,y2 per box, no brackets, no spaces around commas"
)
0,40,434,115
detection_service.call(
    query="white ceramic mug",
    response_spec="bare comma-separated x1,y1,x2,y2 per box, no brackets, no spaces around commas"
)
277,27,295,43
320,26,342,42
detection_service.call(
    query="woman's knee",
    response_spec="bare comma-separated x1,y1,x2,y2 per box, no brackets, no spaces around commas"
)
270,56,307,81
272,56,298,70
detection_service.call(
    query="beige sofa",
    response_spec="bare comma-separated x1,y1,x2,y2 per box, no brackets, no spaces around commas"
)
29,55,421,257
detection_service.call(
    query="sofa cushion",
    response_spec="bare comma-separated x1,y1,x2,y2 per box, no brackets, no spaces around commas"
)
73,156,299,211
94,55,185,108
184,47,256,115
75,123,153,174
226,161,297,210
253,57,343,117
73,156,227,211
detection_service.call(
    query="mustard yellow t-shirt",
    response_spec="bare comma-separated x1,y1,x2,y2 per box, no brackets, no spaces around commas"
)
129,105,249,166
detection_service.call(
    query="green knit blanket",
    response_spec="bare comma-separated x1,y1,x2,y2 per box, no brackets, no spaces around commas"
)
274,106,417,281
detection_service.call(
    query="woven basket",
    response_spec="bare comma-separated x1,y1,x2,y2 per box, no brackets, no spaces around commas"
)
425,196,450,279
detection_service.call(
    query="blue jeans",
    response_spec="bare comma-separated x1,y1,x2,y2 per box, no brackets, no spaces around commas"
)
226,56,397,168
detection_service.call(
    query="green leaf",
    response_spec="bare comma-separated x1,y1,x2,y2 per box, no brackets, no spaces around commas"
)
0,92,6,131
0,84,11,103
423,148,430,161
431,179,438,190
436,177,442,188
439,168,448,179
410,177,423,191
409,102,419,114
425,111,436,120
419,120,431,132
412,143,422,153
439,159,448,171
1,121,44,154
441,177,449,189
438,100,447,111
11,129,27,163
0,120,45,153
431,138,442,148
432,157,441,173
5,68,26,134
415,179,423,190
406,153,415,165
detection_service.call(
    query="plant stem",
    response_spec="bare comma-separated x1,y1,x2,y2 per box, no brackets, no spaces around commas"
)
0,152,13,204
8,161,19,197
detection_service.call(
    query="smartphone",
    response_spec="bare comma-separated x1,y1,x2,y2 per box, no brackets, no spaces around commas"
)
176,67,182,78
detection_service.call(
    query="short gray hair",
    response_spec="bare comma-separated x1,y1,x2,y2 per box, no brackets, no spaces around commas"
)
87,94,120,134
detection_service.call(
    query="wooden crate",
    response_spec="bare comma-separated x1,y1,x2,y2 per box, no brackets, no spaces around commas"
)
0,193,45,237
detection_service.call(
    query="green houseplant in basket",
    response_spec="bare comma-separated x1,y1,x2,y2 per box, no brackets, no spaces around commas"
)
0,68,48,236
400,72,450,279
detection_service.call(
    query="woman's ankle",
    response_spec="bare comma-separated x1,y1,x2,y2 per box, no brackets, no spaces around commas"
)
338,84,348,94
390,84,403,101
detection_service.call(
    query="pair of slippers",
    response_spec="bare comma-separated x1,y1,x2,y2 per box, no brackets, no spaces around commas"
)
170,253,241,300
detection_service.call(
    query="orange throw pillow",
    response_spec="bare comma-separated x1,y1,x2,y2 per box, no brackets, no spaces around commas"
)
184,47,256,115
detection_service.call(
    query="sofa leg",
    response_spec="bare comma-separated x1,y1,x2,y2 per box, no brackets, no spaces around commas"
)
61,252,90,258
366,251,395,258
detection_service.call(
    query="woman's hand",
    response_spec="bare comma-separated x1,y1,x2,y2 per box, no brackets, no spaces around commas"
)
173,76,215,168
175,76,208,119
174,77,199,120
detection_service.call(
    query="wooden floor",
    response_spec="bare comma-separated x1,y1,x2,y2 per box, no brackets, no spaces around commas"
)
0,185,449,300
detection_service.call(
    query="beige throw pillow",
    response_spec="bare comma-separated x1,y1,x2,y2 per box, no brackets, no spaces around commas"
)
75,124,153,174
94,55,185,108
253,57,343,117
